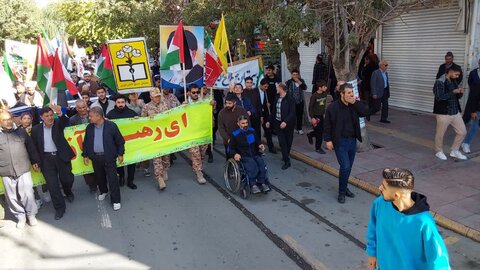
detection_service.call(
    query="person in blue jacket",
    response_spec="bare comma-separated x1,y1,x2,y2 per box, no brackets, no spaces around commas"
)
366,168,451,270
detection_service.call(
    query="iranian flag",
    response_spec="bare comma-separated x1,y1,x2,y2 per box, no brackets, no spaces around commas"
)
96,44,116,92
51,48,78,99
36,35,53,105
161,20,191,70
204,32,223,87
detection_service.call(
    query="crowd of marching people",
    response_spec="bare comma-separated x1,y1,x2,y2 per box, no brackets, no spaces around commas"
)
0,49,463,269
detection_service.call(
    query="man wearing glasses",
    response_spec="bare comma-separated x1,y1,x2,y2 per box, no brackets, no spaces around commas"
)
370,60,390,123
185,84,209,184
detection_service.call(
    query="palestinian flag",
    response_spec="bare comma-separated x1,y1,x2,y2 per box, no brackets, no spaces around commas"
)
51,48,78,99
96,44,116,92
204,32,223,87
36,35,53,105
2,54,15,82
161,20,191,70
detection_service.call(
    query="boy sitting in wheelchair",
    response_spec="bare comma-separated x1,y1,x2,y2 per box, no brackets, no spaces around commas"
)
228,115,271,194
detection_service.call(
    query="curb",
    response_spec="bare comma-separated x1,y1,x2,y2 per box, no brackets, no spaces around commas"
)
288,149,480,243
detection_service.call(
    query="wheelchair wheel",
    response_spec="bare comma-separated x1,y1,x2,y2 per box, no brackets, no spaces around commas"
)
238,161,251,200
241,184,250,199
224,159,241,193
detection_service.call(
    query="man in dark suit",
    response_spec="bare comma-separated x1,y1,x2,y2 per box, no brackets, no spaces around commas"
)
31,105,75,220
82,106,125,211
266,83,296,170
370,60,390,123
258,79,276,153
436,51,463,84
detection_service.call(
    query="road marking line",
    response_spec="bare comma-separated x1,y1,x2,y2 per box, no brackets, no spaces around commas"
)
282,234,331,270
96,197,112,229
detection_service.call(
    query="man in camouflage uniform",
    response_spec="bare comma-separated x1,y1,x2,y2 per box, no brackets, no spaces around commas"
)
141,88,170,190
185,84,216,184
162,88,181,109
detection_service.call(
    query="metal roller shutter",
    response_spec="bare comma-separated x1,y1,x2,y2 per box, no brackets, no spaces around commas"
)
381,5,467,112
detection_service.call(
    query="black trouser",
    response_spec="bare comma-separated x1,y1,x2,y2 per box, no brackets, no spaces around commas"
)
275,120,294,163
213,112,219,141
295,102,305,130
262,121,275,150
117,164,136,183
91,154,121,204
41,153,74,212
83,173,96,190
371,89,389,121
308,115,324,150
250,116,262,142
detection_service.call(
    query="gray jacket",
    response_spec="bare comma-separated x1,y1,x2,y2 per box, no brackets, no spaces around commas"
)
91,99,115,115
370,69,389,98
0,127,40,178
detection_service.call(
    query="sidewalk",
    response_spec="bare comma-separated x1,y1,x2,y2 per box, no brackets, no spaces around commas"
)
289,107,480,234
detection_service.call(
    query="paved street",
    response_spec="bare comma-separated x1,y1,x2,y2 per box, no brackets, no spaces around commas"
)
0,146,479,269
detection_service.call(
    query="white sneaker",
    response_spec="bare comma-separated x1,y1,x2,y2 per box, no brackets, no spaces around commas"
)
435,152,447,160
113,203,121,211
16,219,26,229
450,150,467,160
43,192,51,203
98,193,108,201
28,216,38,226
462,143,471,153
298,130,305,135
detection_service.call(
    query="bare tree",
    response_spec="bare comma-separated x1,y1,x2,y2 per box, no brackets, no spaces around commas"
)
308,0,445,151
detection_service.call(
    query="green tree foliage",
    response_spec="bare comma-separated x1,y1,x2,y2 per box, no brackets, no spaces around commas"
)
0,0,41,50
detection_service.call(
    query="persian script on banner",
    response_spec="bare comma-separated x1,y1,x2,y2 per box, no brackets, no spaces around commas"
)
0,101,213,194
214,56,263,89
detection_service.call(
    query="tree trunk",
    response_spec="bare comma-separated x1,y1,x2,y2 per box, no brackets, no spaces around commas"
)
282,39,301,73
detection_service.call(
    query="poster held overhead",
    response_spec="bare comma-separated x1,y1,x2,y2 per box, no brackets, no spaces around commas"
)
159,25,204,89
107,37,153,94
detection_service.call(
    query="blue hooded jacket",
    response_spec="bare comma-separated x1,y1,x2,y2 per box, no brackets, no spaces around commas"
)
366,192,451,270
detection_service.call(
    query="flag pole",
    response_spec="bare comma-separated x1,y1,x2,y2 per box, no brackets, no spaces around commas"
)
182,63,188,103
209,86,214,150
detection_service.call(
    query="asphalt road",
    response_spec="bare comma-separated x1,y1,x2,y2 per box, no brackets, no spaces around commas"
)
0,146,479,270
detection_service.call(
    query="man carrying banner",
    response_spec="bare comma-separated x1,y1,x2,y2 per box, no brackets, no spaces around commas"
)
31,105,75,220
69,99,97,193
82,107,125,211
107,95,139,190
141,88,170,190
0,110,40,228
185,85,210,184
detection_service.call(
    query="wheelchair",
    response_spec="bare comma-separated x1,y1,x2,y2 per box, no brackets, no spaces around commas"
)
223,156,270,199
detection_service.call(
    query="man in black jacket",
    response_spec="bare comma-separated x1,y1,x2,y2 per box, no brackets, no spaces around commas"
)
266,83,296,170
258,79,276,153
324,83,369,203
0,110,40,228
461,58,480,154
31,105,75,220
436,51,463,84
83,106,125,211
229,115,270,194
433,65,467,161
106,95,138,189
